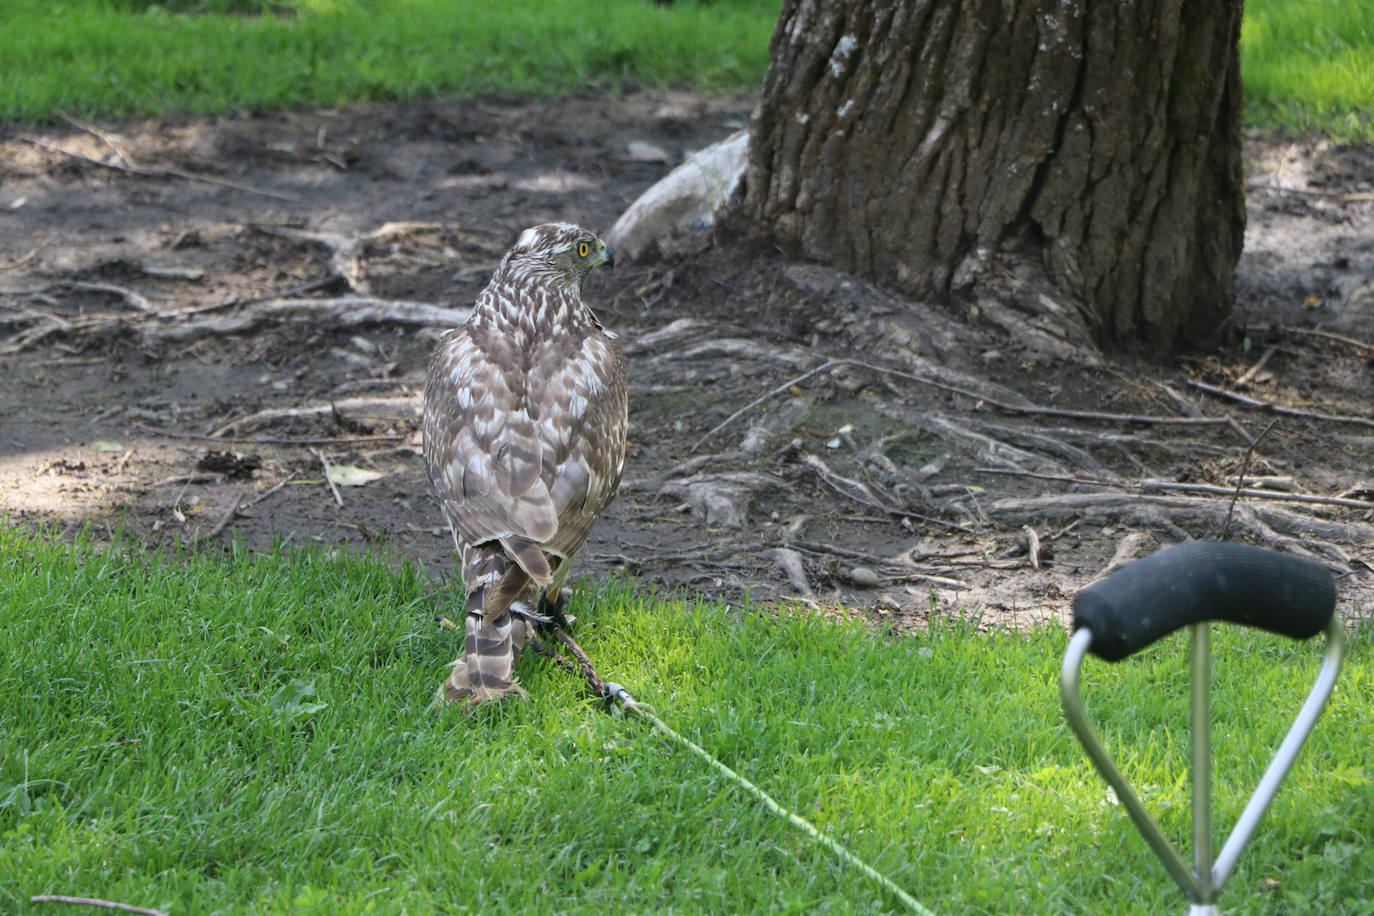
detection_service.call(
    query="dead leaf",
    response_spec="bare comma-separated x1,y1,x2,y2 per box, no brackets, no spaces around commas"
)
626,140,671,163
325,464,384,487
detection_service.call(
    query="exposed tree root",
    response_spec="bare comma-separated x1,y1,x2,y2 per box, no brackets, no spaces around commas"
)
616,322,1373,610
207,395,420,438
988,492,1373,564
144,296,469,344
18,133,298,203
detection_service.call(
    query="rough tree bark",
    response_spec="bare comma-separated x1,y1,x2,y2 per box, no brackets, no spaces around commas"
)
732,0,1246,353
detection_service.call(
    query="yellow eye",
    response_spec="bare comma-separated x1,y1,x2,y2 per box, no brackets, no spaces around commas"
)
577,241,590,258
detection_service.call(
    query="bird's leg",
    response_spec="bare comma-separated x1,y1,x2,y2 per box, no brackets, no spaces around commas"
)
536,588,573,631
547,624,607,700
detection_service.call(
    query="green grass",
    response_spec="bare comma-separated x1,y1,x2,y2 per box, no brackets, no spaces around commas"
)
0,0,778,123
1243,0,1374,140
2,1,1372,139
1,527,1370,915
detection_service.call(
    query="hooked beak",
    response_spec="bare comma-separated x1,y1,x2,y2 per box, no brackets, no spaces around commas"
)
600,241,615,270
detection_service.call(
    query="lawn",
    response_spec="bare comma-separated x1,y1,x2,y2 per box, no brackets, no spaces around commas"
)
0,0,1371,139
1,527,1370,914
1243,0,1374,141
2,1,1372,912
0,0,778,121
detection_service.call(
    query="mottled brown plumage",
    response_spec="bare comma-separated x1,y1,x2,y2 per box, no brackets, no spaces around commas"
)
423,223,627,704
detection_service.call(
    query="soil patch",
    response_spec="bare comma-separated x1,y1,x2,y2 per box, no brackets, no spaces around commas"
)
3,94,1372,629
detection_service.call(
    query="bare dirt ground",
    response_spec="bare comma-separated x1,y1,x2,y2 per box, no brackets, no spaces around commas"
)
3,91,1373,630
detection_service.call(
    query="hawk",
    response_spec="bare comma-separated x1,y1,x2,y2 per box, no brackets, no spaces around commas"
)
423,223,628,704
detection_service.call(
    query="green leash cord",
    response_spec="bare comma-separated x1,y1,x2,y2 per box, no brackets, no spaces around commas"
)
603,682,936,916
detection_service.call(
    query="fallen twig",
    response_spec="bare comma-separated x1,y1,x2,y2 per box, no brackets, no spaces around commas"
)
0,314,117,354
208,395,418,438
1153,382,1206,418
973,467,1117,487
143,295,469,344
54,280,158,313
250,221,461,294
1234,345,1278,386
56,111,135,159
976,464,1370,511
19,135,300,202
315,449,344,507
149,472,224,488
1222,419,1278,539
1189,380,1374,430
241,472,299,510
993,492,1374,564
194,493,243,544
131,420,403,447
1245,182,1374,203
1147,479,1372,511
1226,475,1294,491
0,243,44,272
1253,324,1374,355
29,895,166,916
887,572,969,589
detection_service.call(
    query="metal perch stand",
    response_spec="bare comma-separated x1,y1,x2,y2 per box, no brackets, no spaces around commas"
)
1060,541,1344,915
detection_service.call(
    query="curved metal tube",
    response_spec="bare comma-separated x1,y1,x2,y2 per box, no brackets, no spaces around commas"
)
1211,614,1345,887
1062,615,1346,912
1061,627,1200,901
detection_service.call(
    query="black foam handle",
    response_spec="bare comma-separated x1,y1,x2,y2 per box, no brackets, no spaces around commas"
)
1072,541,1336,661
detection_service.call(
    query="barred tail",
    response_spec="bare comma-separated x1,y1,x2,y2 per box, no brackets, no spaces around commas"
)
441,610,531,704
440,545,532,705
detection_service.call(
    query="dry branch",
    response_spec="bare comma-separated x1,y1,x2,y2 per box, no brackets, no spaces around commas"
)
0,314,114,354
1246,183,1374,203
149,472,224,488
1222,418,1277,539
241,472,299,510
0,244,44,272
1253,324,1374,354
54,280,159,313
131,420,403,447
1142,479,1373,510
250,221,458,295
209,395,419,438
1189,380,1374,430
19,136,299,202
316,449,344,507
973,467,1116,487
143,296,470,344
194,493,243,544
989,492,1373,563
976,464,1370,510
1235,345,1278,386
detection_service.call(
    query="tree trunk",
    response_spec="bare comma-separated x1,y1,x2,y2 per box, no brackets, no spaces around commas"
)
733,0,1246,353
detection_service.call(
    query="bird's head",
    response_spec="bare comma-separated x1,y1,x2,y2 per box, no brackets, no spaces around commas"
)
502,222,614,289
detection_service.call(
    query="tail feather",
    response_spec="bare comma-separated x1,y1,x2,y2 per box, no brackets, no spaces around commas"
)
440,608,531,705
441,542,535,706
479,536,552,623
503,535,552,585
